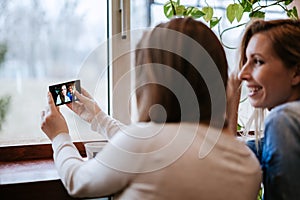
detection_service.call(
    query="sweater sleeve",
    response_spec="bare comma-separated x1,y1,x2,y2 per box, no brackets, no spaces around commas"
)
262,103,300,200
91,111,125,139
52,133,133,198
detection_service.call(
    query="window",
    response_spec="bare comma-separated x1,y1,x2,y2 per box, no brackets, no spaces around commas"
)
0,0,108,146
0,0,290,147
133,0,288,130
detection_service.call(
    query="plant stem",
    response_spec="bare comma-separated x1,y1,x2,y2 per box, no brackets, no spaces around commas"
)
219,22,247,49
252,0,286,12
170,0,176,15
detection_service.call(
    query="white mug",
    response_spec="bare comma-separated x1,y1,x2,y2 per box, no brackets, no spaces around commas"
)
84,141,108,159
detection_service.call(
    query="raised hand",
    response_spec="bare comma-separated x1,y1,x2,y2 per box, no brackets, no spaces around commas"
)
226,71,242,135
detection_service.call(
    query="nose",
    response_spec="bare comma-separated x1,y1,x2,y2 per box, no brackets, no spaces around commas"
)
238,62,251,81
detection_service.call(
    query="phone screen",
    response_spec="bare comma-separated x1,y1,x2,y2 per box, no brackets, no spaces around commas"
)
49,80,81,106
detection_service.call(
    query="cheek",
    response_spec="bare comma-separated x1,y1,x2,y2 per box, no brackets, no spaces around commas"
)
254,66,288,88
253,68,270,86
264,77,293,106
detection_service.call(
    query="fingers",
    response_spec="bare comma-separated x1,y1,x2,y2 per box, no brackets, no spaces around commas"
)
66,102,73,110
41,110,45,123
81,88,93,99
74,90,91,104
66,100,83,114
40,107,49,130
228,72,242,90
47,92,57,112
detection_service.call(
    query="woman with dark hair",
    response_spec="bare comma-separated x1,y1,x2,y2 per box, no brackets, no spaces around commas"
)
56,84,71,104
233,19,300,200
41,18,261,199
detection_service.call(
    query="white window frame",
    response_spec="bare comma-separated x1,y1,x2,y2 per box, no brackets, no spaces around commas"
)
109,0,132,124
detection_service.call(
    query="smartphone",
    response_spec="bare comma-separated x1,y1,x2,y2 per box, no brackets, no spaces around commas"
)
49,80,81,106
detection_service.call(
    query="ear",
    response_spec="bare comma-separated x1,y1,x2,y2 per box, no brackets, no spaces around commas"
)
291,64,300,86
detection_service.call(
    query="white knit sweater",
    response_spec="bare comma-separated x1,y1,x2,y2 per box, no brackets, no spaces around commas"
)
52,111,262,200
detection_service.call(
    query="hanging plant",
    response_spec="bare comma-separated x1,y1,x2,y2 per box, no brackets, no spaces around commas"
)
164,0,221,28
164,0,298,47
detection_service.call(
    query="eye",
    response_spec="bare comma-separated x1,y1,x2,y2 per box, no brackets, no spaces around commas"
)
254,58,264,65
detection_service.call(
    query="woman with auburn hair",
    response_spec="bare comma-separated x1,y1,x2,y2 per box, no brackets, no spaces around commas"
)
41,18,261,199
56,84,71,105
233,19,300,200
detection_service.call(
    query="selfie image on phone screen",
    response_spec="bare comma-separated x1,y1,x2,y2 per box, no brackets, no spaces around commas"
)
49,80,81,106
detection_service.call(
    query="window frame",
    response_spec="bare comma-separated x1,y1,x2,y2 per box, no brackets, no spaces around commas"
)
0,0,131,145
0,0,131,190
0,0,289,159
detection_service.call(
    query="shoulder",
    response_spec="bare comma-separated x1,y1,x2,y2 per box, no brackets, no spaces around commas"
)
269,100,300,116
101,123,195,173
264,101,300,146
266,101,300,125
107,122,169,154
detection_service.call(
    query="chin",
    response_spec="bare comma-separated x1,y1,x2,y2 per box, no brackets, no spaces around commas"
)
249,100,264,109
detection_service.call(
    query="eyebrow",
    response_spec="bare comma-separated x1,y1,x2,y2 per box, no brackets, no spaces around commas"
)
246,52,264,59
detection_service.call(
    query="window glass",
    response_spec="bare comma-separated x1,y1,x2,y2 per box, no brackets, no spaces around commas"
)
132,0,288,130
0,0,108,146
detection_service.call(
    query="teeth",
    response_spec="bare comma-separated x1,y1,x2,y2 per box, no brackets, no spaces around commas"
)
249,87,261,93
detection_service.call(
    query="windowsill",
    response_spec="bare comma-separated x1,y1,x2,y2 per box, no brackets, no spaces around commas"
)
0,143,112,200
0,142,87,184
0,158,59,185
0,142,87,199
0,158,78,199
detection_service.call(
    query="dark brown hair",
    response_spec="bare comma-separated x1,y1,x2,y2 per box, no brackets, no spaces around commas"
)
135,17,228,124
239,19,300,70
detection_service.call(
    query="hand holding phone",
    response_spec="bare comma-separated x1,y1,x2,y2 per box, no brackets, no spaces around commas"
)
49,80,81,106
66,88,101,123
41,92,69,140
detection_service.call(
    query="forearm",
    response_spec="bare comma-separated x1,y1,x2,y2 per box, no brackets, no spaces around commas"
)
91,111,125,139
52,133,87,196
52,133,131,198
226,81,241,135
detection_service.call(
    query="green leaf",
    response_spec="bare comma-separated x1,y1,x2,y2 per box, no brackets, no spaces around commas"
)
202,6,214,22
185,7,205,18
293,6,299,19
287,6,299,19
227,4,236,23
163,1,179,19
176,5,186,16
285,0,293,5
226,3,244,23
237,123,243,131
210,17,221,28
236,4,244,22
241,0,253,12
249,10,265,19
250,0,259,4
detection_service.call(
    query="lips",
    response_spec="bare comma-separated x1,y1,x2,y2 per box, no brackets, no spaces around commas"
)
247,86,262,97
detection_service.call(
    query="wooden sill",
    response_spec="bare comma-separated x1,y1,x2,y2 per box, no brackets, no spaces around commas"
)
0,142,86,184
0,142,86,162
0,179,78,200
0,159,58,185
0,158,80,199
0,143,86,199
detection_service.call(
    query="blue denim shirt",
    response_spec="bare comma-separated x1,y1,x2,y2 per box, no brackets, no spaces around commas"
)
247,100,300,200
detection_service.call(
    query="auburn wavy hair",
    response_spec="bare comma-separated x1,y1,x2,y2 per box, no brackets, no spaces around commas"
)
134,17,228,125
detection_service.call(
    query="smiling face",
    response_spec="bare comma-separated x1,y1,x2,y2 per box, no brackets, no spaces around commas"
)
61,85,67,96
238,33,300,110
